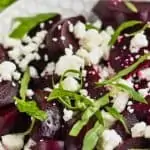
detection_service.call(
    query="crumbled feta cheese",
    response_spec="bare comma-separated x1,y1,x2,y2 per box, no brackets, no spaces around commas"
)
93,20,102,29
0,61,16,81
106,26,114,36
130,32,148,53
62,76,80,92
63,108,73,122
127,106,134,114
2,134,24,150
99,67,110,81
26,89,34,98
41,62,55,77
55,55,84,76
12,71,21,81
102,129,122,150
24,138,36,150
29,66,38,78
113,92,129,113
138,88,149,97
101,110,116,128
139,68,150,81
68,23,74,33
80,89,88,96
0,142,5,150
43,87,51,92
131,122,147,138
3,37,21,48
65,48,73,56
74,21,86,39
44,54,49,62
79,29,102,50
144,125,150,138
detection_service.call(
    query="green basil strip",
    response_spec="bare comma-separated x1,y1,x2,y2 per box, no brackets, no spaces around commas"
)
106,107,129,133
59,69,83,91
69,94,109,136
85,23,99,31
113,83,147,104
14,97,47,121
97,53,150,86
9,13,58,39
0,0,16,11
109,20,142,46
82,121,104,150
124,1,138,13
20,68,30,100
48,88,94,106
95,111,104,125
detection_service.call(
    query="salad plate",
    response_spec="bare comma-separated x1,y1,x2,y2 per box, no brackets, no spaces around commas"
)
0,0,150,150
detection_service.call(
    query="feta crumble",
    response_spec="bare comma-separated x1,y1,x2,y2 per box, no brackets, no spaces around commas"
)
102,129,122,150
63,108,73,122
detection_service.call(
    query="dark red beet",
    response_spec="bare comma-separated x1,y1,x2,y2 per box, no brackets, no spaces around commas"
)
46,16,85,61
116,138,150,150
84,65,108,99
0,81,18,107
32,139,64,150
34,90,64,140
0,105,19,136
93,0,150,28
0,45,6,63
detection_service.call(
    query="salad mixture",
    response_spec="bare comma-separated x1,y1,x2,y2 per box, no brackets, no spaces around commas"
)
1,0,150,150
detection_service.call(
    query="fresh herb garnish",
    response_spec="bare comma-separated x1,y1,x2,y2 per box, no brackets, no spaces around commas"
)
69,94,109,136
0,0,16,11
124,1,138,13
15,68,47,121
85,23,99,31
113,83,147,104
109,20,141,46
14,97,47,121
97,53,150,86
95,111,104,125
20,68,30,100
82,121,104,150
106,107,129,133
9,13,58,39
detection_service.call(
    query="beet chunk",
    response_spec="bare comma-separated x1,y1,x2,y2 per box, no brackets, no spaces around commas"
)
0,81,18,107
46,16,85,61
93,0,150,28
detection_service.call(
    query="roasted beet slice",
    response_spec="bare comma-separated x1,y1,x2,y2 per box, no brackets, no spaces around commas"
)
32,139,64,150
0,45,7,63
116,138,150,150
0,105,19,135
34,90,64,139
93,0,150,28
46,16,85,61
0,81,18,107
84,65,108,99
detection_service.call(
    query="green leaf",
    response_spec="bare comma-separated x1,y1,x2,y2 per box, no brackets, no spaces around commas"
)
82,121,104,150
0,0,16,11
106,107,129,133
114,83,147,104
69,94,109,136
20,68,30,100
124,1,138,13
14,97,47,121
97,53,150,86
9,13,58,39
109,20,141,46
85,23,99,31
95,111,104,125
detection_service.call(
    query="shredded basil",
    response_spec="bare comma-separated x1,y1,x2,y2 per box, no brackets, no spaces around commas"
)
69,94,109,136
106,107,129,133
97,53,150,86
124,1,138,13
0,0,16,11
85,23,99,31
9,13,58,39
109,20,141,47
82,121,104,150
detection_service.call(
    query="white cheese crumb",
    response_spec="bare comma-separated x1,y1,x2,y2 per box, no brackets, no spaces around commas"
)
62,76,80,92
93,20,102,29
41,62,55,77
29,66,39,78
139,68,150,81
26,89,34,98
102,129,122,150
74,21,86,39
138,88,149,97
80,89,88,96
131,122,147,138
3,37,21,48
55,55,84,76
144,125,150,138
12,71,21,81
0,142,5,150
101,110,116,128
24,138,36,150
130,32,148,53
63,108,73,122
68,23,74,33
44,54,49,62
113,92,129,113
2,134,24,150
0,61,16,81
43,87,51,92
